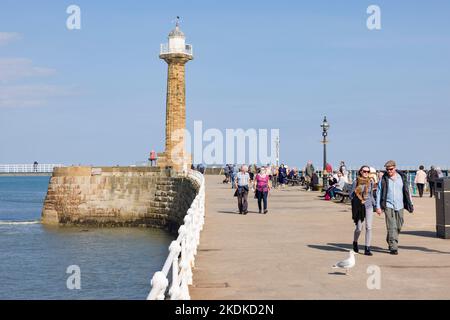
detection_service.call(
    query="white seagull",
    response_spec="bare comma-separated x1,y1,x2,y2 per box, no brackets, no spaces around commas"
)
332,250,356,275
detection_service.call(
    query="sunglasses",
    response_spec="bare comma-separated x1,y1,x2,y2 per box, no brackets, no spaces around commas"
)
386,167,395,171
362,170,370,173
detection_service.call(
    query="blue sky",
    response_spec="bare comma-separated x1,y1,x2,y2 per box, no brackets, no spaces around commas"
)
1,0,449,169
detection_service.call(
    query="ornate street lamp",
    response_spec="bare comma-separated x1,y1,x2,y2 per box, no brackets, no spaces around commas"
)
321,116,330,190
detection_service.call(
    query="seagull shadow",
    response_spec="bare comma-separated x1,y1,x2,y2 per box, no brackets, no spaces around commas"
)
328,272,347,276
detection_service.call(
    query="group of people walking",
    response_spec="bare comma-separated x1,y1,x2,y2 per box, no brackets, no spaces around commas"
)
225,160,444,256
234,165,271,214
350,160,414,256
414,165,444,198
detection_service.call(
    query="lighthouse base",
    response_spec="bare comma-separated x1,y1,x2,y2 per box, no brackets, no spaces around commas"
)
157,151,192,173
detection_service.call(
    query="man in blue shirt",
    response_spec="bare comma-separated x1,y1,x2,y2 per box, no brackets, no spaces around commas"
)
376,160,414,255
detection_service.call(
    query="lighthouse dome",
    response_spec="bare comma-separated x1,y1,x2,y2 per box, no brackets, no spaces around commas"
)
168,24,185,38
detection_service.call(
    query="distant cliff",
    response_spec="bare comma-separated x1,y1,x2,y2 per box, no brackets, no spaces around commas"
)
42,166,199,232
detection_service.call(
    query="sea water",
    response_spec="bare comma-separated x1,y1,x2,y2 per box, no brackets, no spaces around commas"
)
0,176,172,299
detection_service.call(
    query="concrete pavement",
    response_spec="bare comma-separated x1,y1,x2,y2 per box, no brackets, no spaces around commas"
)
189,175,450,299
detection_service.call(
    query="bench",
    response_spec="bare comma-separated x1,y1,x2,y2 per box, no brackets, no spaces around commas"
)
287,176,301,186
335,183,353,203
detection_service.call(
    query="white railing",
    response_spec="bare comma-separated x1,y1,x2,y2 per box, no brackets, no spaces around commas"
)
160,43,193,56
147,169,205,300
0,164,64,173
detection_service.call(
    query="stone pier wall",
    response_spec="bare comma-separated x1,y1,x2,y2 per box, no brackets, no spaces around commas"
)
41,166,199,232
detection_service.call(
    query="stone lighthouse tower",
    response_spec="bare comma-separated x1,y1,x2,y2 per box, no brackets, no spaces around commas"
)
157,18,193,172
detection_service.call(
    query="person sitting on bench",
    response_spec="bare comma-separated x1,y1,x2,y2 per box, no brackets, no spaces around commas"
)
326,172,346,199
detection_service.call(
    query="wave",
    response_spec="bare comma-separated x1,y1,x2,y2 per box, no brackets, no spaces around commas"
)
0,220,41,225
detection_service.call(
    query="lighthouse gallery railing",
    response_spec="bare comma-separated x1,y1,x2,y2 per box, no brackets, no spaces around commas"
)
147,169,205,300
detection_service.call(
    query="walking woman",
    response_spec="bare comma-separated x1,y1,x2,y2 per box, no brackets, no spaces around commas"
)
254,167,270,214
350,165,376,256
414,165,427,198
278,164,287,187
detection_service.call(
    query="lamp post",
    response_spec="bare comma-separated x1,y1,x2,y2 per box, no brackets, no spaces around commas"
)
321,116,330,190
275,135,280,167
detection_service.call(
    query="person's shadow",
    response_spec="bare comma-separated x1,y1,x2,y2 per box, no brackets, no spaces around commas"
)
308,243,389,254
401,230,436,239
308,242,450,255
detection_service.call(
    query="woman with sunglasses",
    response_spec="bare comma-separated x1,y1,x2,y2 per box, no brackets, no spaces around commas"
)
350,165,376,256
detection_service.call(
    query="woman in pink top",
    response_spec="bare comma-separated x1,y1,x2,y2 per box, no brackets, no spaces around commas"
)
254,167,271,214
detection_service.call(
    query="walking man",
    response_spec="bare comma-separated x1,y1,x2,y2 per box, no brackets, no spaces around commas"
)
376,160,414,255
304,161,315,191
235,165,250,215
427,166,439,198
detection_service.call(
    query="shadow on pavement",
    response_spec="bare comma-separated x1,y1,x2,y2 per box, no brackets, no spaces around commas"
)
217,210,240,215
402,230,437,239
398,245,450,255
328,272,347,276
308,243,390,254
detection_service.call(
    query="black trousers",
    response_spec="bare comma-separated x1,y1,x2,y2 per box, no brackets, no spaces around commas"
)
416,183,424,197
429,182,435,197
256,191,268,211
237,188,249,213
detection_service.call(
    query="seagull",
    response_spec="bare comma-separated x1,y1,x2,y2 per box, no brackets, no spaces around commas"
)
332,250,356,275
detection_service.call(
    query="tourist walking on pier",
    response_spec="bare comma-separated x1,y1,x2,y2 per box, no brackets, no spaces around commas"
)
427,166,439,197
350,165,376,256
414,165,427,198
254,167,270,214
305,161,315,191
235,165,250,215
376,160,414,255
271,165,278,189
278,164,287,187
223,164,230,184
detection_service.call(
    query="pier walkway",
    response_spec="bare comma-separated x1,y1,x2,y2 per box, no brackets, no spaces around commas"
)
190,175,450,299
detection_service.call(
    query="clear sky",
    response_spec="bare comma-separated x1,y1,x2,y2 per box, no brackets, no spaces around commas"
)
1,0,449,169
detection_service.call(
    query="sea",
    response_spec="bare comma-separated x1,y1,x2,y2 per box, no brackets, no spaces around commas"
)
0,176,173,300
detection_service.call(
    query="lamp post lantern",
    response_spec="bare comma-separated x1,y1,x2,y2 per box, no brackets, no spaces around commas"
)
321,116,330,189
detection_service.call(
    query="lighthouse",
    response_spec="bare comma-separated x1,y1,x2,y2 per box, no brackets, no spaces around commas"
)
158,18,193,172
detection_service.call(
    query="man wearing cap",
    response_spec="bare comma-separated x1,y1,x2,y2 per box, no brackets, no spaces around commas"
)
376,160,414,255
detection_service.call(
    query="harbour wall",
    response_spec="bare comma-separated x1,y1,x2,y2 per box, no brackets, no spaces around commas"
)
41,166,199,232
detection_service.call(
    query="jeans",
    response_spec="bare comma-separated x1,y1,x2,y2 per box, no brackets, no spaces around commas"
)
256,190,268,212
354,203,374,247
328,187,341,199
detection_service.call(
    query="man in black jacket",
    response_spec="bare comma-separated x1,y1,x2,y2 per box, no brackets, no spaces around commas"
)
427,166,439,198
376,160,414,255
